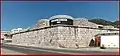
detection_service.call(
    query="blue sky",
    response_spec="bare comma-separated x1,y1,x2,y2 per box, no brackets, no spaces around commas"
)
2,2,118,31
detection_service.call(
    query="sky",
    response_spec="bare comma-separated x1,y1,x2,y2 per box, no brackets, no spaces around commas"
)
2,1,119,31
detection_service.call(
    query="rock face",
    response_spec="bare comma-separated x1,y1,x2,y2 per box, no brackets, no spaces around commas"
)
11,26,118,48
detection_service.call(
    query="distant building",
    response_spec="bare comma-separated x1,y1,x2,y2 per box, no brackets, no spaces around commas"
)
11,28,23,33
1,31,9,39
103,25,115,29
1,31,10,43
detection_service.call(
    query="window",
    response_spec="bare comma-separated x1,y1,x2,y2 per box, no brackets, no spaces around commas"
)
98,26,103,29
2,38,4,40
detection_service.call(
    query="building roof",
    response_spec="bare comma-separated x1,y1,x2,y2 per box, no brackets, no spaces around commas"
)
49,15,74,20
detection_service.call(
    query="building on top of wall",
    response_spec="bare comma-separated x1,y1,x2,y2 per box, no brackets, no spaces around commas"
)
31,15,99,29
49,15,74,26
30,15,118,30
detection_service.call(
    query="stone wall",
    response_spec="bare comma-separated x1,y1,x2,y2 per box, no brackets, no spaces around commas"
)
73,18,98,28
11,26,119,48
31,19,49,29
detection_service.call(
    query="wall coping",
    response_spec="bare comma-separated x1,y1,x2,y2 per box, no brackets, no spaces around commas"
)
10,25,119,35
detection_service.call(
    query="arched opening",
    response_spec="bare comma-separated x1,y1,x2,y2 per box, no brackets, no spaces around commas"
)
89,39,95,47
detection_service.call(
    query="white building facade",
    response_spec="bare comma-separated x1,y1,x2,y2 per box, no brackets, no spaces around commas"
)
1,31,10,43
100,33,119,48
11,28,23,33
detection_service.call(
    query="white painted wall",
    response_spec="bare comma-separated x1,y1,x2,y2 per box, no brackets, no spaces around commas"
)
100,35,119,48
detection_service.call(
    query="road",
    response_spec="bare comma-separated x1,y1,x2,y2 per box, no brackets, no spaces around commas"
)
1,44,119,55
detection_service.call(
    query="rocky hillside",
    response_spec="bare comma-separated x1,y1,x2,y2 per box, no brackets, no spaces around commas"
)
88,19,119,28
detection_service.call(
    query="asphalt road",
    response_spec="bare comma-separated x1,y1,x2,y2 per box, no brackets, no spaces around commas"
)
1,44,119,55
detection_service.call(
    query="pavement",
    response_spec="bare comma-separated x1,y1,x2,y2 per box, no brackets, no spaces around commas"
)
1,43,119,55
1,48,26,55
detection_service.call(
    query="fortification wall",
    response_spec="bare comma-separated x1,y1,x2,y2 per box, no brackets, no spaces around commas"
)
11,26,119,48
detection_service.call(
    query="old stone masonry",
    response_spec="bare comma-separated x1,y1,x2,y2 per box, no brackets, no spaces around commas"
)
9,15,119,48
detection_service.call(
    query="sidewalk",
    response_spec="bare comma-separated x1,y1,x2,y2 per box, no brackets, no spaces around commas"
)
1,48,26,55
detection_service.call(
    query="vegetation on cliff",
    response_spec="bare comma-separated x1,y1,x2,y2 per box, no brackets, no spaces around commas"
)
88,19,119,28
